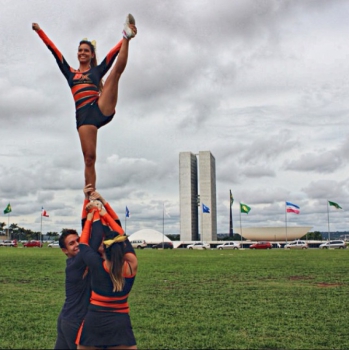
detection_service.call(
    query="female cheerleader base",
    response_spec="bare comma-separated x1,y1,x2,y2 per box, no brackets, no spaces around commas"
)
76,205,138,349
32,15,137,191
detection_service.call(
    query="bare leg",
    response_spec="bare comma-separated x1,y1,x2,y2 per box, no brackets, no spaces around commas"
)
78,125,98,190
98,38,130,116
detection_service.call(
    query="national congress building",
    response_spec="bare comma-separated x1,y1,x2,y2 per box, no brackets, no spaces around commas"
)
179,151,217,241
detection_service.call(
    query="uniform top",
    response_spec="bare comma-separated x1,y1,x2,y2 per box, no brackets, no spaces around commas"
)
35,29,122,112
79,244,136,314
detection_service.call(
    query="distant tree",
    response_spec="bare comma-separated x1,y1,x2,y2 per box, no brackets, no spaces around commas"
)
166,234,180,241
221,234,244,241
0,222,6,232
46,231,59,237
301,231,322,240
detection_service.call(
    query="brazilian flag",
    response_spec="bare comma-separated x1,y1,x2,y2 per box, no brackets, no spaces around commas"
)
328,201,342,209
4,203,11,214
240,203,251,214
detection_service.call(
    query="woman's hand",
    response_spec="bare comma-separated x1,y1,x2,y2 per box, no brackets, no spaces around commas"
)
83,184,94,199
90,191,106,205
32,23,41,31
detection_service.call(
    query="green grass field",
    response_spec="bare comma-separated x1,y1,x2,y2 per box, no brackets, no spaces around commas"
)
0,247,348,349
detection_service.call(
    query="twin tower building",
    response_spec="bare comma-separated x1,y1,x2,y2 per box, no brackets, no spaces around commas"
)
179,151,217,242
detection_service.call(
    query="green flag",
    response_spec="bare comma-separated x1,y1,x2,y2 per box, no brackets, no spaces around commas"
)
328,201,342,209
4,203,11,214
240,202,251,214
230,190,234,207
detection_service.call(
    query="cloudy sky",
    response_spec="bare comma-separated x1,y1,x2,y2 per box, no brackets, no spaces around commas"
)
1,0,349,236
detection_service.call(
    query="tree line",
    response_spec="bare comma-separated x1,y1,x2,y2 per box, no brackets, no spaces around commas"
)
0,222,60,241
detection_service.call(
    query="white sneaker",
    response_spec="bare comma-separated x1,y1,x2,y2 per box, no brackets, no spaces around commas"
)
123,13,136,40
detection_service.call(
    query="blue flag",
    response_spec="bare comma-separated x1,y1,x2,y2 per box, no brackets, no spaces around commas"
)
202,203,210,213
125,206,130,218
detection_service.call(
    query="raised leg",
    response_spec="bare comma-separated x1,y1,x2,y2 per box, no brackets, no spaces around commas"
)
78,125,98,190
98,38,130,116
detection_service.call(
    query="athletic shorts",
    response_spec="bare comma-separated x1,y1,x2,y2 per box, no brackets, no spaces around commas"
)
54,312,82,349
76,101,115,129
76,310,136,348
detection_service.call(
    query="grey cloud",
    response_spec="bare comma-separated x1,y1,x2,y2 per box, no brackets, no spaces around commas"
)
284,151,342,173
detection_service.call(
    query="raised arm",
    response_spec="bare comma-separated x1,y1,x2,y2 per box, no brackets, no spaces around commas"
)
90,191,122,227
32,22,71,80
95,39,123,78
100,208,124,236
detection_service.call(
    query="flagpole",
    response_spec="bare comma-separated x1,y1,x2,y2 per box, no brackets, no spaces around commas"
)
7,213,10,239
125,215,127,235
201,204,203,243
229,190,233,237
327,200,330,241
239,203,242,244
40,211,42,244
285,202,288,243
162,203,165,248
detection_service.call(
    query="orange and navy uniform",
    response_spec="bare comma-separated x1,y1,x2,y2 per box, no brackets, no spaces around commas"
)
79,209,135,314
35,29,122,128
77,204,137,347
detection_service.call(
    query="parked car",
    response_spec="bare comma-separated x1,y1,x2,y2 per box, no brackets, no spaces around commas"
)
0,239,17,247
272,243,281,249
249,241,272,249
319,240,347,249
187,242,210,250
152,242,173,249
23,240,43,248
48,242,60,248
217,242,240,250
284,240,308,249
129,239,147,249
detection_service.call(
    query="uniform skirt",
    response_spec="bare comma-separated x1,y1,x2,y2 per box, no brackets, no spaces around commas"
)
76,310,136,347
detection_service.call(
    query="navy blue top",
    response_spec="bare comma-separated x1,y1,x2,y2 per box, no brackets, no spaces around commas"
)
59,220,104,322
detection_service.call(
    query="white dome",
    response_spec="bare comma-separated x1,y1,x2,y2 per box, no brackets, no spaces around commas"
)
128,229,172,245
235,226,312,241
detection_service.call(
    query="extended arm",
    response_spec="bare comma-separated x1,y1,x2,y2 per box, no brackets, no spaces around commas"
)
100,209,124,236
96,39,123,77
32,22,71,80
90,191,122,227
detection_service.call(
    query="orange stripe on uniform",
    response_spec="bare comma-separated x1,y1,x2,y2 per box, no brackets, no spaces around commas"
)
90,300,129,310
91,291,129,302
76,97,97,110
75,320,84,345
71,84,95,95
74,90,98,101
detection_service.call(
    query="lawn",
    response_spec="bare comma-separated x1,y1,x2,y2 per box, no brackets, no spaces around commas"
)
0,247,348,349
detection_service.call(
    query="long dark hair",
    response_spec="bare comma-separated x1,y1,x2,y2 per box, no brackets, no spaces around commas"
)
104,234,126,292
79,40,104,92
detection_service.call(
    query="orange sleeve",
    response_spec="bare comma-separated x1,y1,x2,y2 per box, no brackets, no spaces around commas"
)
81,199,90,220
104,202,119,221
36,29,64,63
102,212,124,236
80,215,93,244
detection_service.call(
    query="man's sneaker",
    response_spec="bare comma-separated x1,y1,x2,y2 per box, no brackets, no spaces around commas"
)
123,14,136,39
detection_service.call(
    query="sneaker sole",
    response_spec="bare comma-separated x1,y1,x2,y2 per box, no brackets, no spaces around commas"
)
127,13,136,25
